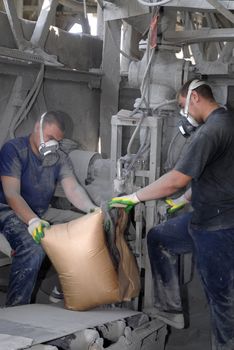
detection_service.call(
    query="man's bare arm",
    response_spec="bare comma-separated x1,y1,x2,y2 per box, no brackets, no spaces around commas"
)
61,175,96,213
136,169,192,202
1,176,37,224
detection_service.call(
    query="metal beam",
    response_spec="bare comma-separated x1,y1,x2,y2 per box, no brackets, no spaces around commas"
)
14,0,23,18
3,0,29,50
30,0,58,49
164,28,234,45
100,19,121,157
0,57,102,88
163,0,234,12
206,0,234,24
58,0,97,12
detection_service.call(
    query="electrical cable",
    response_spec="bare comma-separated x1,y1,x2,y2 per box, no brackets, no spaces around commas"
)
9,64,44,137
137,0,172,6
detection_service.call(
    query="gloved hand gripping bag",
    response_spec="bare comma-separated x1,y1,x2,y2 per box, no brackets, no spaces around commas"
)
42,209,140,311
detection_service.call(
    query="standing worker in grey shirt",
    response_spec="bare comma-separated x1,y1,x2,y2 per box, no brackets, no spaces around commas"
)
109,79,234,350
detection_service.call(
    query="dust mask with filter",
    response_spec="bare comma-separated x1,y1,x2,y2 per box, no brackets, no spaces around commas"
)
38,113,60,167
178,79,206,137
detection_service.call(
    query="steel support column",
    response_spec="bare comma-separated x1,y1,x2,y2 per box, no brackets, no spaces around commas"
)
30,0,58,48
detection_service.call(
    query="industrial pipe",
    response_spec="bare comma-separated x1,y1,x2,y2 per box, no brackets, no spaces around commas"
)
137,0,172,6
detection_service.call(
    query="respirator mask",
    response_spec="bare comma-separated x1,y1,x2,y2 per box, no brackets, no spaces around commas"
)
38,112,60,167
178,79,206,138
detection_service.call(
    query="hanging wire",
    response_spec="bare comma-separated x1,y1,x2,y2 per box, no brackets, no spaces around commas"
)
9,64,45,137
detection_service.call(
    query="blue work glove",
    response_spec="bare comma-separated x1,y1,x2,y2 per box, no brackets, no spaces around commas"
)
108,193,140,213
28,217,50,244
165,194,189,215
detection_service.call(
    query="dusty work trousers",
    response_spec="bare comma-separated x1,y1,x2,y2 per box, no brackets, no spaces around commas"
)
1,208,82,306
147,212,234,350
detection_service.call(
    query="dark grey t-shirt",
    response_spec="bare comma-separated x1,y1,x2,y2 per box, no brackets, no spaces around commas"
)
175,107,234,230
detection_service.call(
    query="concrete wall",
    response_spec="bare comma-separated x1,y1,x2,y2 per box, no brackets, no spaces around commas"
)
0,11,102,71
0,11,102,151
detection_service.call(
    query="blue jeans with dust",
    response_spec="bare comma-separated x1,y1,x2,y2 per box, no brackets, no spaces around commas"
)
2,214,45,306
1,208,82,307
147,212,234,349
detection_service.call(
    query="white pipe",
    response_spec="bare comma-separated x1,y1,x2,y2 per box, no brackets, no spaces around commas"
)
153,99,177,112
83,0,87,18
137,0,172,6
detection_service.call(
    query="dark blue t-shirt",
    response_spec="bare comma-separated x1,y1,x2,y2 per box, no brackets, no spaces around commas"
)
0,136,74,217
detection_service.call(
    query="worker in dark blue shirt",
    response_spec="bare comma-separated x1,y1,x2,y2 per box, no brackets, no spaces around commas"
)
0,110,96,306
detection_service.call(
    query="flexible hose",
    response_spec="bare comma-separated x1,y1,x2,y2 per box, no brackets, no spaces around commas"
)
153,99,177,112
126,99,178,172
129,47,155,118
125,129,150,174
127,111,145,156
137,0,172,6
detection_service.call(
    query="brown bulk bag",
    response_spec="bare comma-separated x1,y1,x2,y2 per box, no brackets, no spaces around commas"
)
115,208,141,301
42,209,140,311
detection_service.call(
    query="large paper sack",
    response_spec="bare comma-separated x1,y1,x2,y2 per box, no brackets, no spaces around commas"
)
42,209,140,310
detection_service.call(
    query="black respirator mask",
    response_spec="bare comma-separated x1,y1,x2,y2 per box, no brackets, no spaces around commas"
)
178,79,206,138
38,113,60,167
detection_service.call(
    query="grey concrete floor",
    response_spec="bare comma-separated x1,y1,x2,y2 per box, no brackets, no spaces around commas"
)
165,270,211,350
0,257,211,350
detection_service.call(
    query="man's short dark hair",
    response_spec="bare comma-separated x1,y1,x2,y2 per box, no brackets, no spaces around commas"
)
38,110,68,133
179,79,215,102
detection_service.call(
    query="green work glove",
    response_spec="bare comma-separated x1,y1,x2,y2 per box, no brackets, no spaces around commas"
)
108,193,140,213
28,217,50,244
165,194,189,215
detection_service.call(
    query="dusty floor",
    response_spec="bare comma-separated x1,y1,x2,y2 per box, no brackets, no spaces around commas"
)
165,270,211,350
0,253,211,350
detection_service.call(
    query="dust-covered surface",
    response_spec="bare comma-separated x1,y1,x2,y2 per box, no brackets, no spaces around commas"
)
166,270,211,350
0,303,140,346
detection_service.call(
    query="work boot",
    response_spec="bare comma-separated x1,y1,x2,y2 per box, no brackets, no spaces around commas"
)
49,286,64,303
144,308,185,329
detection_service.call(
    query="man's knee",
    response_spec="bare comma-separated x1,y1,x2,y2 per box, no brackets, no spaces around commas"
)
147,225,163,248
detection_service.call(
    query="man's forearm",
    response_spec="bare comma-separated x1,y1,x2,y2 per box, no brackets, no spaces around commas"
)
5,194,37,224
68,186,96,213
136,170,191,202
62,176,96,213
